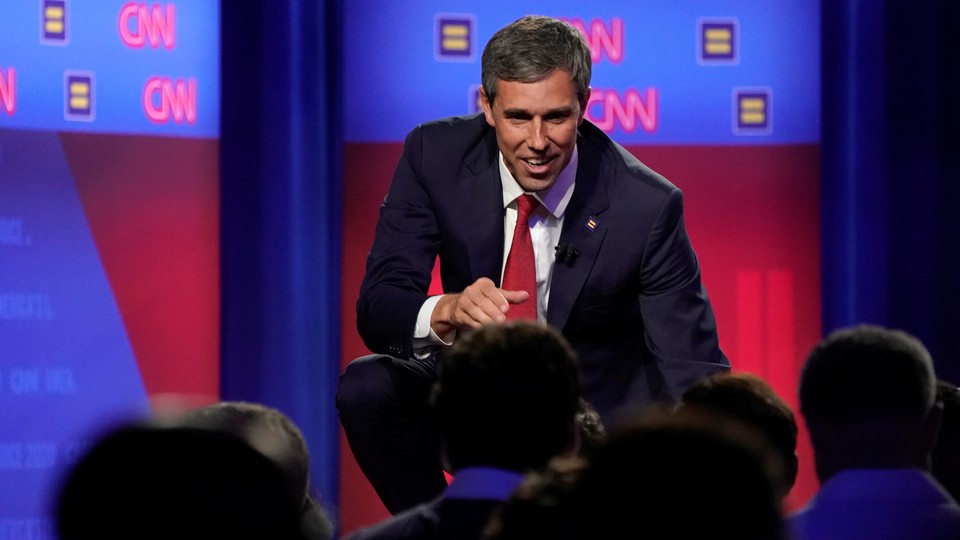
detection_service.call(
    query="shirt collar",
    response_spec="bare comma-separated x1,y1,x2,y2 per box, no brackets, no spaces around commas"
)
499,144,578,220
443,466,527,501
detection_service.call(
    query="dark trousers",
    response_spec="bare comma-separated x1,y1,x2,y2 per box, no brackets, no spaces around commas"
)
335,353,448,514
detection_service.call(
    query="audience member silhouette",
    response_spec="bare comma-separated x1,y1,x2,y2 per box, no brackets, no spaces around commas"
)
787,324,960,540
573,398,606,458
343,320,581,540
56,422,306,540
177,401,334,540
679,371,799,500
481,456,587,540
933,379,960,503
577,407,785,539
485,407,785,540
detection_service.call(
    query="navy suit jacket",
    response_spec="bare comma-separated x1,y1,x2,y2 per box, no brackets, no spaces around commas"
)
357,113,729,420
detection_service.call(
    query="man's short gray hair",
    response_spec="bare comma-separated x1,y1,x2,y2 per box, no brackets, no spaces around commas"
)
481,15,592,106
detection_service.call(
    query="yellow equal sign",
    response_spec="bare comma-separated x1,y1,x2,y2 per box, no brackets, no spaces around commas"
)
69,81,90,110
45,6,65,34
442,24,469,52
704,28,731,55
739,97,766,125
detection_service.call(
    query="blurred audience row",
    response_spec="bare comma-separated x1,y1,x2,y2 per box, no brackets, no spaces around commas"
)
54,322,960,540
56,401,334,540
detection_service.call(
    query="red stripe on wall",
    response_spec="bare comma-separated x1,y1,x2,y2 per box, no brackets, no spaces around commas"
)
766,269,796,399
736,270,764,372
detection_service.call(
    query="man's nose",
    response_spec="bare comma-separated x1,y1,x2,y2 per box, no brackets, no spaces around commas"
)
527,119,547,151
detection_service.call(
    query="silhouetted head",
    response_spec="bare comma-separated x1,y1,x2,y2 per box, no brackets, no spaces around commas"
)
178,401,310,509
933,379,960,501
177,401,333,539
57,423,304,540
680,371,799,499
433,320,581,473
799,324,941,481
482,456,587,540
569,407,785,540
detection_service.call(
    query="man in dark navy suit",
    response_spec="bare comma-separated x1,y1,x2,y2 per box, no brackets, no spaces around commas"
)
337,14,729,515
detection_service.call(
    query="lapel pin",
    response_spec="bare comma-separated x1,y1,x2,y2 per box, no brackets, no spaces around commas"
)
584,216,599,232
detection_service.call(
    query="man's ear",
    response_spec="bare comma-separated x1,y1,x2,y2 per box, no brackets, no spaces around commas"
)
479,86,496,127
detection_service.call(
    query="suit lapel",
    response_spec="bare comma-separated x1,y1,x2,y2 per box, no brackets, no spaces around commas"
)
547,131,610,330
461,125,504,284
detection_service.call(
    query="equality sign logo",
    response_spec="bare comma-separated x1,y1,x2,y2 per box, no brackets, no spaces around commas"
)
41,0,68,45
435,14,474,61
734,88,772,135
64,71,94,121
698,18,738,65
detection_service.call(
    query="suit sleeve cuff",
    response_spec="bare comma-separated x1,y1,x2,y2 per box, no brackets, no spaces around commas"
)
413,295,455,347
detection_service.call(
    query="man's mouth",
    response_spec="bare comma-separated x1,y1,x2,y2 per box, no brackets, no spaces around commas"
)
522,155,555,172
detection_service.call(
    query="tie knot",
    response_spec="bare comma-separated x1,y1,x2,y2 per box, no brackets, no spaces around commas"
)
516,194,539,222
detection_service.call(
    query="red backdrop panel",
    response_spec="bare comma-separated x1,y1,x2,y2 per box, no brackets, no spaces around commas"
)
61,133,221,409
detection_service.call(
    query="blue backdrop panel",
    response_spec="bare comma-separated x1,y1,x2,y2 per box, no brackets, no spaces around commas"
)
343,0,818,144
0,1,220,535
0,1,218,137
0,129,150,528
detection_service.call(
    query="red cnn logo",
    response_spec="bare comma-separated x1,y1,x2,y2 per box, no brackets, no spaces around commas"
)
586,87,658,134
0,67,14,115
119,3,175,49
143,76,196,124
563,17,624,64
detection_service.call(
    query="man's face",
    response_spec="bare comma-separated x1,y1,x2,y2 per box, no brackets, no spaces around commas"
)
480,69,590,193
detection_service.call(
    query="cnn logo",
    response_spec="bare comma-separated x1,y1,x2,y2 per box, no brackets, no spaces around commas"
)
143,76,196,124
119,3,175,49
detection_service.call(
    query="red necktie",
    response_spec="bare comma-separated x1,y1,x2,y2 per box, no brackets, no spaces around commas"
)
502,194,539,320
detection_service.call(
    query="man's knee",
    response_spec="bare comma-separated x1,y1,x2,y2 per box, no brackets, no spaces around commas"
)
336,354,394,418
